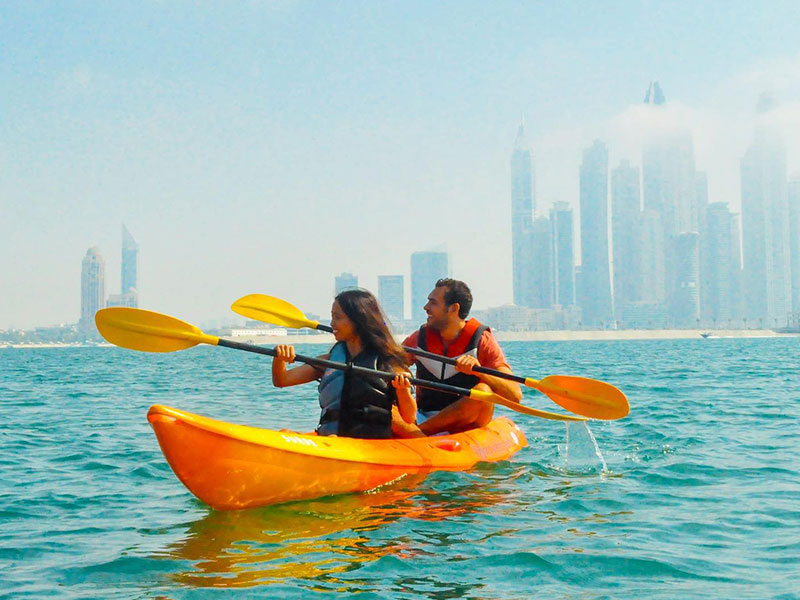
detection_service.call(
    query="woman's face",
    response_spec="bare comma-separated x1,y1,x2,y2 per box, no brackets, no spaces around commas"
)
330,301,357,342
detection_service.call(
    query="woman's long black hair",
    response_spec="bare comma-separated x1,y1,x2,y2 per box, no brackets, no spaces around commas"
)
334,289,408,370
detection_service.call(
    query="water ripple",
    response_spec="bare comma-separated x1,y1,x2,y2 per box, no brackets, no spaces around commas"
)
1,339,799,598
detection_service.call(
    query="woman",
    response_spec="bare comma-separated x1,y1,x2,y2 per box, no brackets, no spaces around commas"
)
271,289,417,439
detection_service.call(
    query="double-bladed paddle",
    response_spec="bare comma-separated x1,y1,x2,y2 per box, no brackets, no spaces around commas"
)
95,307,587,422
231,294,629,420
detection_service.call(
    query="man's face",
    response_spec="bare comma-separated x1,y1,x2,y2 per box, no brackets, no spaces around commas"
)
423,286,456,331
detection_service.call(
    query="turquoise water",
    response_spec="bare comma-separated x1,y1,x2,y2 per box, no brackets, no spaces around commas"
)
1,338,798,599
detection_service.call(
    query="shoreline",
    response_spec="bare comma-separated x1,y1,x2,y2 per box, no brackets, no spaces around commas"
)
3,329,796,349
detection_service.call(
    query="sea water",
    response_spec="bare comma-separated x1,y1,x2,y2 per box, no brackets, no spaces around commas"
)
1,338,798,599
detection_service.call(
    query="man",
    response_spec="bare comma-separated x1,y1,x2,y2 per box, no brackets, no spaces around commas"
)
397,278,522,436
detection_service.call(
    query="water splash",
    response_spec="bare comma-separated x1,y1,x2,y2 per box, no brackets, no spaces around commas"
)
564,422,609,474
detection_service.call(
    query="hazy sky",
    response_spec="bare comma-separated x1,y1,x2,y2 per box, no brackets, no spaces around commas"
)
3,1,800,329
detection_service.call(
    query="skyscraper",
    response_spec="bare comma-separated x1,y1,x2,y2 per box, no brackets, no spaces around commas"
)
702,203,739,325
729,213,745,324
80,247,105,335
644,81,666,105
789,179,800,316
641,82,699,322
411,251,449,322
611,160,641,312
638,210,666,305
378,275,404,324
334,272,358,295
672,232,700,326
550,202,574,307
578,140,613,327
510,119,535,307
529,216,554,308
121,225,138,296
741,99,791,326
109,225,139,309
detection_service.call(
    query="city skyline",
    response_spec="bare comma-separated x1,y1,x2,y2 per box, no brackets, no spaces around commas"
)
18,81,800,334
3,3,800,329
508,82,800,330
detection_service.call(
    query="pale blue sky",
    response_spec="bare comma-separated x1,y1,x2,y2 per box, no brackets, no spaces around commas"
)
3,1,800,328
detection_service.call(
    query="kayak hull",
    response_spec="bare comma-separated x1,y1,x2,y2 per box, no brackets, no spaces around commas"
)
147,404,527,510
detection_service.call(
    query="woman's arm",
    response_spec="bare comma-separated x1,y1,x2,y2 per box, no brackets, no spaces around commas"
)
391,371,417,424
271,345,325,388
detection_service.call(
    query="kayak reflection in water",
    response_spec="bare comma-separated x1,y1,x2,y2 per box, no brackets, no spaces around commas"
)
271,289,418,439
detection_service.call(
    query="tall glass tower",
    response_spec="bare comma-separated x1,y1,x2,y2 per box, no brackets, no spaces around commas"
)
334,272,358,295
510,119,534,307
641,82,699,323
741,97,791,327
121,225,138,295
578,140,613,327
410,251,449,323
80,247,106,335
611,160,641,314
529,216,554,308
378,275,405,324
550,202,575,307
702,202,739,324
789,179,800,317
673,232,700,326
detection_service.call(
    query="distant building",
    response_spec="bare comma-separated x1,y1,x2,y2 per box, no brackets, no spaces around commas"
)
378,275,405,324
411,251,449,322
510,118,535,307
578,140,613,327
484,303,581,331
672,232,700,327
695,171,709,228
334,272,358,295
644,81,666,105
637,209,666,306
550,202,575,307
80,247,105,335
729,213,745,324
611,160,641,313
789,179,800,316
619,208,667,328
641,82,700,324
619,301,669,329
121,225,138,307
530,216,554,308
702,203,740,325
224,327,287,338
106,292,138,308
741,101,791,327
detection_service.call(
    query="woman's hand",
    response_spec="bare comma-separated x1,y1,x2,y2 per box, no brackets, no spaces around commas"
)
274,344,296,363
392,372,412,390
392,371,417,426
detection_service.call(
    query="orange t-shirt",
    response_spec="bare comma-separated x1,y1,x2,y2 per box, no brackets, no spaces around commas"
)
402,328,510,371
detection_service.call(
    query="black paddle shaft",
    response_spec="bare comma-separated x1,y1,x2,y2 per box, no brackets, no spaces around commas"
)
216,338,478,398
311,322,526,385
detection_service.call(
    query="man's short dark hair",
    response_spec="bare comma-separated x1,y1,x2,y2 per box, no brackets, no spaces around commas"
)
435,278,472,319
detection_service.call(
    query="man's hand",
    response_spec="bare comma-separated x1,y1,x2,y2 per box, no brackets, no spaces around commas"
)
455,354,480,375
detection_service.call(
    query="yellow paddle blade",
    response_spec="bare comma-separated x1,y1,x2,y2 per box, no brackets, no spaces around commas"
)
95,307,217,353
470,388,587,422
529,375,629,420
231,294,320,329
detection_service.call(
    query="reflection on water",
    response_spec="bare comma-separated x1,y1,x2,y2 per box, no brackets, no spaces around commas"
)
159,468,520,590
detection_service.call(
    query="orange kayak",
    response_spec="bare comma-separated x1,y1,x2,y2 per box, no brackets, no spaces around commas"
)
147,404,528,510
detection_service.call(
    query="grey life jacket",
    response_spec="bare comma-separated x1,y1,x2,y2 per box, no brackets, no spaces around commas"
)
316,342,394,439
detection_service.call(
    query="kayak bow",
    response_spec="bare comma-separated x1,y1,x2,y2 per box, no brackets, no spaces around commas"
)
147,405,528,510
